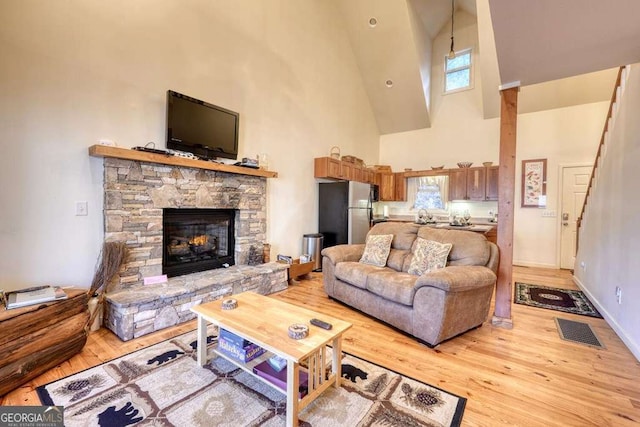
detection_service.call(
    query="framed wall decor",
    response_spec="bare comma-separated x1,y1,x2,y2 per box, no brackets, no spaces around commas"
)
521,158,547,207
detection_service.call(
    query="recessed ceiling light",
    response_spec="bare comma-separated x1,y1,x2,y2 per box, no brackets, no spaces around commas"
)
369,17,377,27
385,80,393,88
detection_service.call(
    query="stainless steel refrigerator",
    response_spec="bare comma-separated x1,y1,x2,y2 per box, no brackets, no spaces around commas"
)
319,181,374,249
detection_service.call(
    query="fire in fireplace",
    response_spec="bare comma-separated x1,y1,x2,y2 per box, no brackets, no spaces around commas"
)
163,208,236,277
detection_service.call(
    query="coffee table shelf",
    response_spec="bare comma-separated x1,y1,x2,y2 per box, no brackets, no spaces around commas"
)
191,292,352,427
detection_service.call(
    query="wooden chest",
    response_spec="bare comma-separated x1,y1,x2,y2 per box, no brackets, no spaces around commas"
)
0,289,89,396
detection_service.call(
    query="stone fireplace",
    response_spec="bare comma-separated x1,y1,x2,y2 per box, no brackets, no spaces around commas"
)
97,155,288,340
103,158,268,292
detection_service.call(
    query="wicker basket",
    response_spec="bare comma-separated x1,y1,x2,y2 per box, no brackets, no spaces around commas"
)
341,155,363,167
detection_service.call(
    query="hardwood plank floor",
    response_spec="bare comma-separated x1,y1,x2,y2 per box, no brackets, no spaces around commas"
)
2,266,639,426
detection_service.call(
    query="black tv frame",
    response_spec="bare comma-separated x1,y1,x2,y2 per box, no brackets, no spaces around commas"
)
166,90,239,160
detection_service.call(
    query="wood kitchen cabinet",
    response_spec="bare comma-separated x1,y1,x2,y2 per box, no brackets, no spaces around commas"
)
449,165,500,201
376,172,395,201
375,172,406,201
466,167,487,200
314,157,343,179
449,168,469,200
485,166,499,201
394,172,407,201
314,157,374,184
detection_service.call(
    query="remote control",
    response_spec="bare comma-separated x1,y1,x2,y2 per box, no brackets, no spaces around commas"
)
310,318,332,330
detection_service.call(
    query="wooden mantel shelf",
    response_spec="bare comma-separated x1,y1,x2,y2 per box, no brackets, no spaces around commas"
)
88,145,278,178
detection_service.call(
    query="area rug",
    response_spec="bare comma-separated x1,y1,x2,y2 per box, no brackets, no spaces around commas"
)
514,282,602,318
37,328,466,426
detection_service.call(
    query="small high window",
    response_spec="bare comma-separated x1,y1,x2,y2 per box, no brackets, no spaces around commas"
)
444,48,473,93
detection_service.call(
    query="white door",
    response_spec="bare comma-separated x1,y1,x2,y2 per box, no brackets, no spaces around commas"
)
560,166,592,269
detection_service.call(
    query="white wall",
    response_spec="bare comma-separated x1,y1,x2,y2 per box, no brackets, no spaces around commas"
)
0,0,379,291
514,101,607,267
575,64,640,360
379,8,610,268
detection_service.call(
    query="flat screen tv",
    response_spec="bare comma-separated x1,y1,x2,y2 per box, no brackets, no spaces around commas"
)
166,90,239,160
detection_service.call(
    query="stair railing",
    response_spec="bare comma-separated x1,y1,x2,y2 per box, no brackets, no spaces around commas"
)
576,65,626,249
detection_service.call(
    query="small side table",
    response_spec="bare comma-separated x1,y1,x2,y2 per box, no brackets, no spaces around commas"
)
280,259,315,284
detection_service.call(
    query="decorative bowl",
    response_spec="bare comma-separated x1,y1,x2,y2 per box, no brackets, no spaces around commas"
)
457,162,473,168
431,165,444,170
482,161,493,167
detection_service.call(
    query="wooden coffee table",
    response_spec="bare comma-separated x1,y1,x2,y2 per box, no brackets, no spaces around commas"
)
190,292,352,427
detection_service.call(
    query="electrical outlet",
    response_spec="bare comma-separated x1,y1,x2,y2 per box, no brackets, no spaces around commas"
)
75,201,88,216
580,261,586,272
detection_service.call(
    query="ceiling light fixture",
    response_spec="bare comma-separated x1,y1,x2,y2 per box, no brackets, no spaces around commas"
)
448,0,456,60
385,80,394,88
369,17,377,28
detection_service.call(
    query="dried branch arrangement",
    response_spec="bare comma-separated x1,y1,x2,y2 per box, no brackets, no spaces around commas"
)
86,241,128,331
88,241,128,296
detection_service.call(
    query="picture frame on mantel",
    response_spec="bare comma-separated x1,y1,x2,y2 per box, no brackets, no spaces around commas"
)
521,158,547,207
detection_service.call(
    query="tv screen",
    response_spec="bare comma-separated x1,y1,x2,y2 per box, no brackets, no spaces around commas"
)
166,90,239,160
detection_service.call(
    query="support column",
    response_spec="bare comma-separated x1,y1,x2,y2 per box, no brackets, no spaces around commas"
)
492,86,518,328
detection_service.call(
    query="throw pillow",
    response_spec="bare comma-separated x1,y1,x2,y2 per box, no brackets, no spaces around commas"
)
359,234,394,267
408,238,452,275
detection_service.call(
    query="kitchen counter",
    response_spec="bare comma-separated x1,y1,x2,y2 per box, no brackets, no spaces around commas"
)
372,216,497,244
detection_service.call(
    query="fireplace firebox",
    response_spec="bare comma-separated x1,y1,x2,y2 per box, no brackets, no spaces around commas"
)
163,208,236,277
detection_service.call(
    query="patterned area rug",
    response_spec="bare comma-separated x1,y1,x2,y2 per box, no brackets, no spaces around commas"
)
514,282,602,318
37,328,466,426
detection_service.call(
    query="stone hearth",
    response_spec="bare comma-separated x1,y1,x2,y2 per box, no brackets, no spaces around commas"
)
105,263,288,341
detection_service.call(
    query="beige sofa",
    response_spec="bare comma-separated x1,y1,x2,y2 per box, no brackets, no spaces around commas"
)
321,222,499,346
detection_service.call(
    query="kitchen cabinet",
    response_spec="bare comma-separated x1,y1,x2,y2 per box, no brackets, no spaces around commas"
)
466,167,487,200
394,172,407,201
314,157,374,184
485,166,499,201
376,172,395,201
449,166,499,201
375,172,406,201
314,157,343,179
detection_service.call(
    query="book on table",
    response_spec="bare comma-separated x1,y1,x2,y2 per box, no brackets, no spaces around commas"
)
5,286,68,310
217,334,266,363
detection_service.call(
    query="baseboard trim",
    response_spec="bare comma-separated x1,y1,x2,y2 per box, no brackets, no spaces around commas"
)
573,275,640,362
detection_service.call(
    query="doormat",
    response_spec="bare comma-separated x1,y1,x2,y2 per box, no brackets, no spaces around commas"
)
37,328,467,426
514,282,602,318
555,317,605,349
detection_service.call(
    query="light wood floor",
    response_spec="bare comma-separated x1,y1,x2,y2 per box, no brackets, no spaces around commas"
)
3,266,640,426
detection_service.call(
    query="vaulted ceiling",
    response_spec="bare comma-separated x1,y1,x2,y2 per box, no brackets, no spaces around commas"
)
337,0,640,135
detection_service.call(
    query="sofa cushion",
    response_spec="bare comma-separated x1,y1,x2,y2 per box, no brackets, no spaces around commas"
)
359,234,393,267
367,223,418,251
335,261,383,289
408,238,453,275
416,227,490,266
386,248,411,272
365,270,419,306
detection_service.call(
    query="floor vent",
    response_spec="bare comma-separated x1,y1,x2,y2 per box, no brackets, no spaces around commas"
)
555,318,605,349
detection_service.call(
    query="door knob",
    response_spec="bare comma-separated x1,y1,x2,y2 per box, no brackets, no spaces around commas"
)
563,222,569,226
